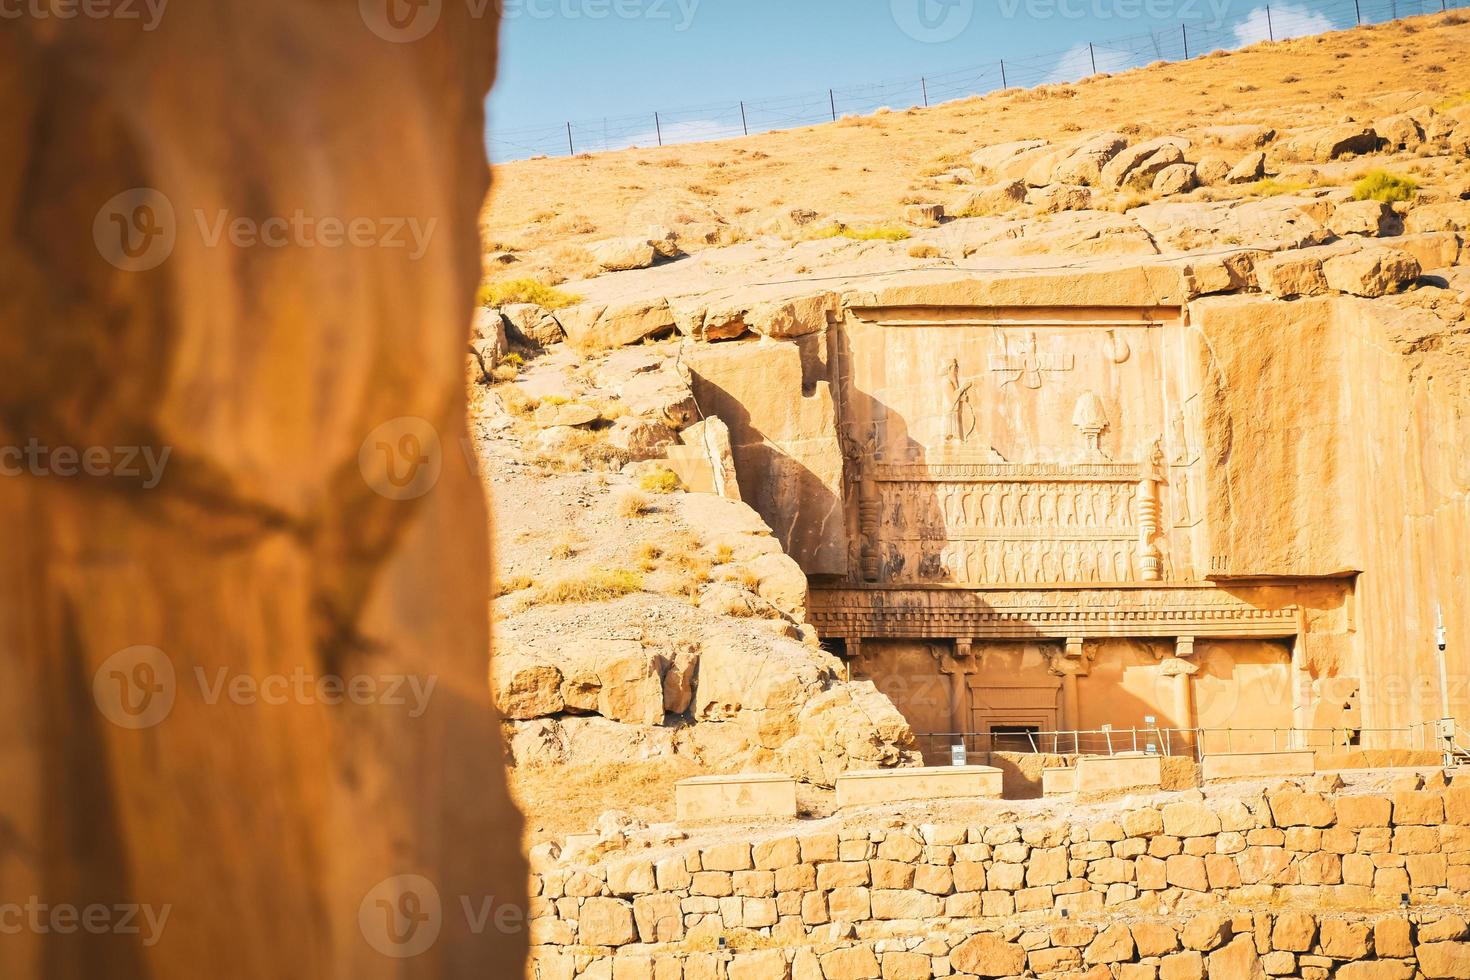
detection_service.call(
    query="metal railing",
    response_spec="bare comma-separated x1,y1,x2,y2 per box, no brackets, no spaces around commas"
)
918,724,1456,764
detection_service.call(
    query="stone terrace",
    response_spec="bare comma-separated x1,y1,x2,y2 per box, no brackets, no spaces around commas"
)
530,770,1470,978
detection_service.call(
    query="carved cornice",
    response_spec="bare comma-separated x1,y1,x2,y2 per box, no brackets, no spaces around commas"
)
874,462,1142,482
809,585,1304,641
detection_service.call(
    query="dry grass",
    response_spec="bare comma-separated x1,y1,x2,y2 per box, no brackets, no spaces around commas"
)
528,567,642,606
616,489,653,517
493,574,535,598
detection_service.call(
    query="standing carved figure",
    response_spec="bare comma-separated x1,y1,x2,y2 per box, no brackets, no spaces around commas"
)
941,358,975,444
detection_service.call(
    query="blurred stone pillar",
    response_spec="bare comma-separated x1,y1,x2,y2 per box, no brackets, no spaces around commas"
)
0,4,521,978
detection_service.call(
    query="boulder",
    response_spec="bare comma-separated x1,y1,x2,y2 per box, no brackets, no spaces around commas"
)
1194,156,1231,185
904,203,945,227
1153,163,1198,196
596,646,667,726
1198,124,1276,147
1292,125,1380,161
1329,199,1398,237
1050,132,1129,186
748,291,837,339
662,650,697,715
534,402,600,428
589,237,658,272
1257,248,1333,298
561,298,677,349
1226,151,1267,184
1321,247,1420,297
970,139,1052,179
502,303,566,346
747,551,810,619
1100,136,1189,188
954,179,1028,217
676,415,742,499
1125,144,1186,189
1376,112,1426,150
607,417,678,461
1406,201,1470,234
1029,184,1093,213
1392,231,1462,271
492,653,565,719
617,367,699,430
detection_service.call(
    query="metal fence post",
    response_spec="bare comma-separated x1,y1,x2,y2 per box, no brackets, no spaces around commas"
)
1000,59,1008,89
829,89,837,121
566,122,574,156
921,77,929,107
740,101,748,136
1089,42,1098,74
654,112,662,147
1266,5,1275,40
1181,24,1189,59
1354,0,1362,23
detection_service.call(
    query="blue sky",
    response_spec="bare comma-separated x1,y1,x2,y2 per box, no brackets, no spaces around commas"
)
484,0,1372,159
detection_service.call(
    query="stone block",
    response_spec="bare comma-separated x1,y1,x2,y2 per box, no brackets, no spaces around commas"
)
579,897,637,947
1203,750,1315,782
1043,767,1078,795
1076,754,1163,795
675,774,797,823
835,766,1003,808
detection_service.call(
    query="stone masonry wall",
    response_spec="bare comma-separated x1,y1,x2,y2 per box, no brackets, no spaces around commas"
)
529,775,1470,979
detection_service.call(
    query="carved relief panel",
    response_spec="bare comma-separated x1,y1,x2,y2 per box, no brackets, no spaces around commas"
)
837,307,1205,586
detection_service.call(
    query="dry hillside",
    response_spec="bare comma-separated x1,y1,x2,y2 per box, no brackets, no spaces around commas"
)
483,11,1470,283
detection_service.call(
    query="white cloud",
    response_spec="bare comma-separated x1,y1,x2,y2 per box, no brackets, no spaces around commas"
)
1043,42,1136,84
1232,2,1334,45
598,118,740,153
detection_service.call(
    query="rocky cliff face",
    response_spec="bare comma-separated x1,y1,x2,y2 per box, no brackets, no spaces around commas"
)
474,342,916,838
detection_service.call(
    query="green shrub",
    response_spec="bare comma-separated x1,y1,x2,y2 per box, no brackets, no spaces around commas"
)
1352,170,1418,204
1252,177,1311,197
477,278,581,310
639,470,682,494
806,222,912,242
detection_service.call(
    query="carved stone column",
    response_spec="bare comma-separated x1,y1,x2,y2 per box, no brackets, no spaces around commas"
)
1050,638,1090,732
939,638,975,735
1159,636,1199,745
846,636,866,681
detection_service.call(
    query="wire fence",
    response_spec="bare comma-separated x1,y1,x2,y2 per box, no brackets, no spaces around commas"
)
916,723,1459,763
489,0,1464,162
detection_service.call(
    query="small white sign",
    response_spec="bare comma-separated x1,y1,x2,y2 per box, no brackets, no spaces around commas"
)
950,743,968,767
